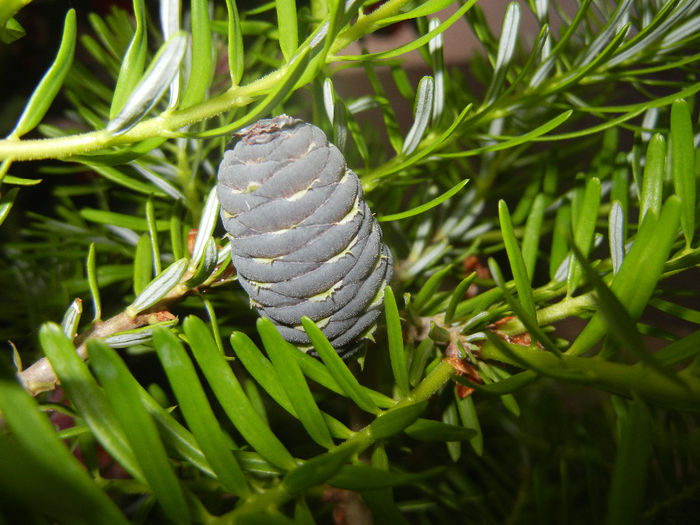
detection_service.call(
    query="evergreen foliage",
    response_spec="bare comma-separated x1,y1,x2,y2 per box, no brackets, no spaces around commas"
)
0,0,699,522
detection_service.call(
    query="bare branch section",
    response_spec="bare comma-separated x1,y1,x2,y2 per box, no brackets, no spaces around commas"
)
18,289,185,397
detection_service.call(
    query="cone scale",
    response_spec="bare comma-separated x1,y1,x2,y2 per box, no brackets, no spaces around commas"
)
217,115,393,354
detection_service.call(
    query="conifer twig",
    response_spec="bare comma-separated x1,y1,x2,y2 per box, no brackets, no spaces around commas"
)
18,289,185,396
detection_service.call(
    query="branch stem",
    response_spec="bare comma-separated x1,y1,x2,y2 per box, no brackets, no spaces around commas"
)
0,73,269,161
330,0,412,54
18,285,187,395
224,359,455,520
495,292,597,335
480,339,700,412
0,0,417,162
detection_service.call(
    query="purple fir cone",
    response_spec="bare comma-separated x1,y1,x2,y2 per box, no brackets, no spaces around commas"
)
217,115,393,354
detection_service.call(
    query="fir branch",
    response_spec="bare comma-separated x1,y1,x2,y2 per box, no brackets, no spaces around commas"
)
19,276,189,396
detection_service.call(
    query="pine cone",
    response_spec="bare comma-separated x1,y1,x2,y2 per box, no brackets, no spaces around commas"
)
217,115,393,354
